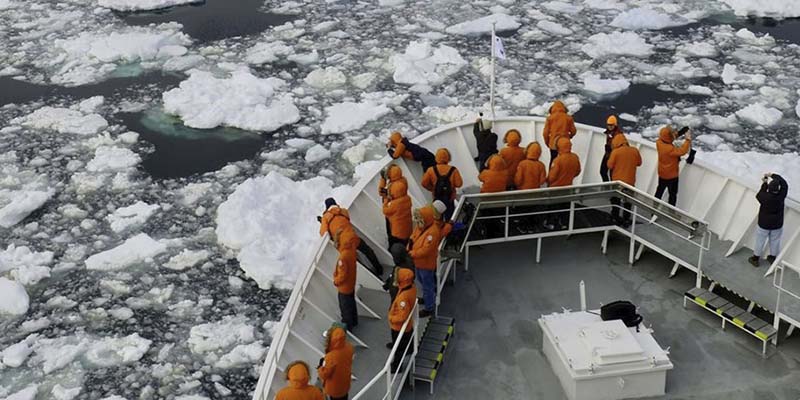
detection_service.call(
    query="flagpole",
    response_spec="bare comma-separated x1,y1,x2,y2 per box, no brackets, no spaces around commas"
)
490,21,496,121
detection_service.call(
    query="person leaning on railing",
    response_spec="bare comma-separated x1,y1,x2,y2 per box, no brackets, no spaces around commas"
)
382,167,413,249
654,125,692,207
333,228,359,331
317,326,354,400
546,137,582,230
386,131,437,172
275,361,323,400
749,173,789,267
473,115,498,172
387,268,417,371
318,198,384,277
421,148,463,221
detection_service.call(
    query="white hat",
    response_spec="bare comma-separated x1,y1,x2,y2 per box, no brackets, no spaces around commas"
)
432,200,447,215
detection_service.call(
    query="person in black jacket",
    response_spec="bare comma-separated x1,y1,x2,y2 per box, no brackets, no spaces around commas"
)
473,116,498,172
749,173,788,267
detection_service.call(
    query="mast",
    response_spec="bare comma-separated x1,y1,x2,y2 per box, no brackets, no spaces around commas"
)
490,21,496,121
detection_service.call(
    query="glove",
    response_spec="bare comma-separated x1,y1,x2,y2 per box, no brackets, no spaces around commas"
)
318,357,324,368
387,147,395,157
453,221,466,231
316,216,322,222
380,188,388,196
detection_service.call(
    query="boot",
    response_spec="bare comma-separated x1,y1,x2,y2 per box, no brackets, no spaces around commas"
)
748,255,760,267
766,255,777,264
419,309,433,318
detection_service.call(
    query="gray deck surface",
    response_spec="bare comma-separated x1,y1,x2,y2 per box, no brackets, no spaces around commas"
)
395,233,800,400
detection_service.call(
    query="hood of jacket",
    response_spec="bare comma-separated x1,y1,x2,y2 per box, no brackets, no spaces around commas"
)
389,131,403,146
612,134,628,149
388,180,408,199
504,129,522,147
386,164,403,181
556,137,572,154
525,142,542,160
397,268,415,289
658,126,674,144
414,205,436,229
287,362,310,389
327,327,346,351
549,100,567,115
487,154,507,171
435,148,451,164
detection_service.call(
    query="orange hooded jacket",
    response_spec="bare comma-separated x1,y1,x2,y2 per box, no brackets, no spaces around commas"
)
276,362,324,400
382,180,413,240
499,130,526,186
421,148,463,200
317,327,354,398
379,164,408,203
548,137,581,187
389,268,417,332
387,131,413,160
319,206,351,238
408,206,441,271
515,142,547,190
607,135,642,186
542,100,577,150
656,126,691,180
478,155,508,193
333,247,357,295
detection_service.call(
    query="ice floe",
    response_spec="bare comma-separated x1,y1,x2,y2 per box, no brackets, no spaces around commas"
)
98,0,201,12
582,32,653,58
735,103,783,127
582,74,631,96
444,13,520,35
106,201,160,233
14,107,108,136
320,101,391,134
719,0,800,18
84,334,152,367
392,40,467,89
163,249,211,271
187,316,255,354
610,8,688,30
85,233,167,271
0,277,29,315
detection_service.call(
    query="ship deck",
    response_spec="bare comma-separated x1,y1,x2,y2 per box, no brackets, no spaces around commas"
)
381,232,800,399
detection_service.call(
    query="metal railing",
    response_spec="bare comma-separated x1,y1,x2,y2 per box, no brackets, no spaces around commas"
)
352,302,419,400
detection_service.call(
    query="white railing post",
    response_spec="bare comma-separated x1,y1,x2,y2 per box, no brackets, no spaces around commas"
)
569,201,575,231
629,205,638,265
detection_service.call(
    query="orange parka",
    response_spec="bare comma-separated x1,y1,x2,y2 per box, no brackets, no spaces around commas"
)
389,268,417,332
275,362,324,400
333,247,357,295
548,137,581,187
542,100,577,150
317,327,354,398
382,179,413,240
607,135,642,186
408,206,441,271
421,148,463,200
656,126,691,180
319,206,351,238
499,130,526,186
478,155,508,193
514,142,547,190
387,131,413,160
379,164,408,203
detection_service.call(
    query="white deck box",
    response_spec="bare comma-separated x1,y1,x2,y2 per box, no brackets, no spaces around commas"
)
538,311,673,400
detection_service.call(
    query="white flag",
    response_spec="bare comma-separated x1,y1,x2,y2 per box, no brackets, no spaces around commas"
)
493,35,506,60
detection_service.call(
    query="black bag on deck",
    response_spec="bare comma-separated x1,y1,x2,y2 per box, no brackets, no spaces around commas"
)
600,300,643,330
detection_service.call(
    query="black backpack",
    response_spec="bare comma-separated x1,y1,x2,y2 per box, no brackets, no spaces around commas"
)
433,167,455,200
600,300,643,331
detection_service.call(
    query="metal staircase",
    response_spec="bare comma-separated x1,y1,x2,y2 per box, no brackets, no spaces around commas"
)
413,316,455,394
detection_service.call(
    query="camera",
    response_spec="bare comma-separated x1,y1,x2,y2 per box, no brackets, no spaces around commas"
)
676,126,689,137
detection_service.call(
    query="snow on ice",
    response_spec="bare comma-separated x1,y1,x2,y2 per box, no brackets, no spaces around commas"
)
106,201,160,233
0,189,55,228
86,146,141,173
582,74,630,96
216,172,351,289
163,249,211,270
14,107,108,136
320,101,391,134
85,233,167,271
536,20,573,36
187,316,255,354
735,103,783,127
84,334,152,367
163,69,300,131
304,67,347,90
719,0,800,18
581,32,654,58
98,0,202,12
610,8,689,30
444,13,521,35
0,277,29,315
392,40,467,88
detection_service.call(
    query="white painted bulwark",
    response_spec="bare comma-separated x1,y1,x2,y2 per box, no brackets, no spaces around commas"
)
539,311,673,400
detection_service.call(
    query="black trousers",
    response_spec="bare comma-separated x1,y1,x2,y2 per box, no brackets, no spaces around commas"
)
549,148,559,167
610,197,632,222
436,197,456,221
357,236,383,277
390,329,414,370
654,177,679,206
330,396,348,400
338,292,358,331
600,152,611,182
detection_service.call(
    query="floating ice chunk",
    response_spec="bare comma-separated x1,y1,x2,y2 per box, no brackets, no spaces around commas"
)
796,98,800,119
610,8,688,30
98,0,202,11
582,74,630,96
85,334,152,367
216,172,351,289
320,101,391,134
108,307,134,320
582,32,653,58
678,41,719,58
175,396,209,400
106,202,160,233
213,342,266,369
0,189,47,226
720,64,766,86
536,20,573,35
304,145,331,163
705,114,739,130
51,384,81,400
163,249,210,270
687,85,713,95
619,113,638,122
78,96,105,114
2,334,37,367
735,103,783,127
734,28,775,46
304,67,347,90
4,386,38,400
699,151,800,198
509,90,536,108
20,317,50,333
285,138,315,150
188,316,255,354
32,336,88,374
179,183,213,206
287,50,319,65
0,245,53,275
99,396,127,400
11,265,51,286
351,72,377,89
86,146,141,173
392,40,466,87
45,296,77,309
163,69,300,131
543,1,584,14
444,13,521,35
719,0,800,18
85,233,167,271
583,0,624,10
696,133,724,148
0,277,29,315
15,107,108,135
245,41,292,65
0,0,16,10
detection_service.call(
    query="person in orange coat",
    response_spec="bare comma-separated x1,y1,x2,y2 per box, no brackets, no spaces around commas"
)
275,361,323,400
379,164,409,246
421,148,463,220
318,198,384,278
600,115,624,182
408,206,441,318
655,125,692,206
316,327,354,400
333,229,358,330
546,137,582,229
607,134,642,226
386,131,436,172
478,154,508,193
382,177,413,247
542,100,577,167
514,142,547,190
432,200,454,237
499,129,526,189
387,268,417,371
